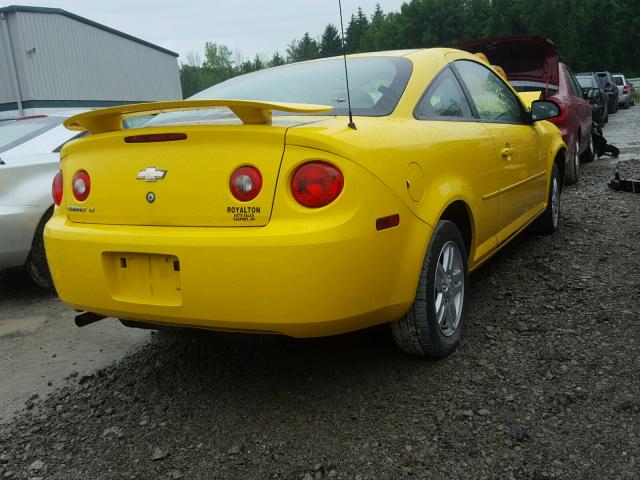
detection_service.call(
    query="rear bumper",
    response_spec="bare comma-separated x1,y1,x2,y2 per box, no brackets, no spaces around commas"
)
45,206,431,337
618,93,631,105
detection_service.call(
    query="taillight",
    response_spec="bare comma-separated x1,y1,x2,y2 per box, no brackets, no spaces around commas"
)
124,133,187,143
72,170,91,201
52,172,63,206
230,166,262,201
291,161,344,208
623,85,630,94
548,102,568,125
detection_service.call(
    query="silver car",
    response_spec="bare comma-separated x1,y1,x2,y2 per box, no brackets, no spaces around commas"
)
613,74,634,109
0,113,84,288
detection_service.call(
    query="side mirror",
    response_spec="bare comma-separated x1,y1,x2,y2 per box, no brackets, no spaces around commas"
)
530,100,561,122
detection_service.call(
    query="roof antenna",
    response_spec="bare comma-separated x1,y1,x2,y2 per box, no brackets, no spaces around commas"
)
338,0,357,130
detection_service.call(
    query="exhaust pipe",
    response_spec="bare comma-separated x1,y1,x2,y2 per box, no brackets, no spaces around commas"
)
75,312,108,327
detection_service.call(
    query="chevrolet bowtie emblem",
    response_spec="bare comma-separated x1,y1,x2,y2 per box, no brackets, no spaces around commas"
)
136,167,167,182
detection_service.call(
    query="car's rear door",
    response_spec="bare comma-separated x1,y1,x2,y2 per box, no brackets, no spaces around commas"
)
564,67,592,150
453,59,546,244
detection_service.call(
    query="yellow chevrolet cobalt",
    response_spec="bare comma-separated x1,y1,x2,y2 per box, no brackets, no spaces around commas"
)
45,49,566,357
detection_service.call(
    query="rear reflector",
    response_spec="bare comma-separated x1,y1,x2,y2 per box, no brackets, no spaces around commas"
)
124,133,187,143
376,214,400,231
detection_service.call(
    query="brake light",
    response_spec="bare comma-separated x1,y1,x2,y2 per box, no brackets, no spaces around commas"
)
124,133,187,143
623,85,630,94
230,166,262,201
548,102,568,125
52,172,63,206
72,170,91,201
291,161,344,208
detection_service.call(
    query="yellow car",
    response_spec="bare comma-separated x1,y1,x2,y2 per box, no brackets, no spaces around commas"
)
45,48,566,357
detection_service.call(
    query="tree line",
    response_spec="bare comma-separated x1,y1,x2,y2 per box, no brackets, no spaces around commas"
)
180,0,640,98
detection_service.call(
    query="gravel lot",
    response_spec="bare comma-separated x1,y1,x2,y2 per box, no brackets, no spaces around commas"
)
1,108,639,480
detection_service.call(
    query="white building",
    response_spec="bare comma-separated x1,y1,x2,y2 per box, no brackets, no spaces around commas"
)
0,5,182,116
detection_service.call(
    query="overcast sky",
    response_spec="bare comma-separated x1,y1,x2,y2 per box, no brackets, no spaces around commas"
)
19,1,407,62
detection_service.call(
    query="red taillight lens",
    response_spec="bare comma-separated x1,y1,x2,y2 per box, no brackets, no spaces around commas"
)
623,85,630,94
291,161,344,208
548,102,568,125
230,166,262,201
52,172,63,206
72,170,91,201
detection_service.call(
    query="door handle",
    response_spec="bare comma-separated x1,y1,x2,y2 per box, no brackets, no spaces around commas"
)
501,147,514,160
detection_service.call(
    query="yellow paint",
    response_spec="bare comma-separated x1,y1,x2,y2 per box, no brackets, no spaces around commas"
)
46,48,565,337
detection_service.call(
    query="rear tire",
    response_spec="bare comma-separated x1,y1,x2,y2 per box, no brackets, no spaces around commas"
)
26,208,54,290
580,132,595,163
391,220,468,357
565,140,579,185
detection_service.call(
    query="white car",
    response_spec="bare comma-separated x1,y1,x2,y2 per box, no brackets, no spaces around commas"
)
0,113,85,288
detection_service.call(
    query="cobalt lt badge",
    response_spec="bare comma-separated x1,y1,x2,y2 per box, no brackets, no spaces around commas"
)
146,192,156,204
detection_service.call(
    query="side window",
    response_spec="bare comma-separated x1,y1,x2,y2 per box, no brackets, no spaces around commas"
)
454,60,524,124
415,68,471,119
565,68,582,98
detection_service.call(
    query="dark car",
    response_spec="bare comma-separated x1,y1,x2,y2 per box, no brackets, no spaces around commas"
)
593,71,619,114
458,35,593,184
576,74,608,125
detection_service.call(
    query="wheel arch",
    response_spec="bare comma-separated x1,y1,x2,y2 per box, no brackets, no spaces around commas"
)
553,147,567,188
438,200,474,260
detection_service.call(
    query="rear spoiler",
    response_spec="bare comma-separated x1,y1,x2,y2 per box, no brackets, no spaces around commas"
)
64,100,333,134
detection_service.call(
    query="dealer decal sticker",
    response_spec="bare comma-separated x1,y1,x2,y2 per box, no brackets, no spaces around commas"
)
227,206,261,222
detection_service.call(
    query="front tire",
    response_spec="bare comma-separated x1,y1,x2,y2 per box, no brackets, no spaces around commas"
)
391,220,468,357
26,208,54,290
533,163,561,235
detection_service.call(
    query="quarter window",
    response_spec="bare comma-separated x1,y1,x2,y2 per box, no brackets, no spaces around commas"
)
455,60,525,124
416,68,471,119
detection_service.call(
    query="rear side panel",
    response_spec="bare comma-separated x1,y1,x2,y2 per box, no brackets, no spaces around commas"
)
61,126,288,227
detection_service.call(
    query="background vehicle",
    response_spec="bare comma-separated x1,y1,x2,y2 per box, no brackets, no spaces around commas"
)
612,73,634,108
593,71,620,113
458,35,593,183
45,49,565,358
0,113,84,288
576,74,608,125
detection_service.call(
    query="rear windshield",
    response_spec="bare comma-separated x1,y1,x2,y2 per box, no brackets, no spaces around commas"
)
509,81,559,97
0,116,62,153
576,76,598,89
613,76,624,86
145,56,412,127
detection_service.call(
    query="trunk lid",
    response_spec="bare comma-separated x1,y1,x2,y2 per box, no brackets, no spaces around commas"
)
63,126,288,226
457,35,559,86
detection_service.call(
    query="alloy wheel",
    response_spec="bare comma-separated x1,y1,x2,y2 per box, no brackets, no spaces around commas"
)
434,241,464,337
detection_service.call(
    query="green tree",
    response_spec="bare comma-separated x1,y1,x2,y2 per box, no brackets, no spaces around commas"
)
320,24,343,57
269,51,286,67
287,32,320,62
345,8,369,53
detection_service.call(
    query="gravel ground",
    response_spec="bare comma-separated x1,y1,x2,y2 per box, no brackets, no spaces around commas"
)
1,109,639,480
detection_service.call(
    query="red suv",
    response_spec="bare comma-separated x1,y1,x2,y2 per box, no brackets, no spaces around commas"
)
458,36,593,184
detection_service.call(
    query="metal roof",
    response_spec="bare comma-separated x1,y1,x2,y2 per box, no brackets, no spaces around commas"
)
0,5,179,57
